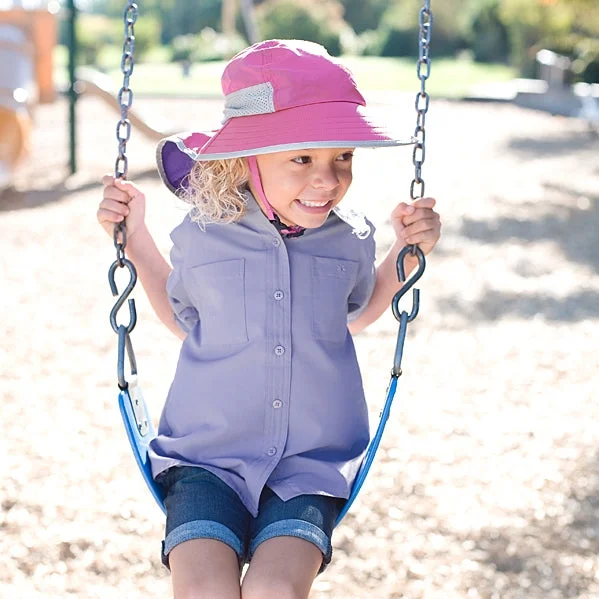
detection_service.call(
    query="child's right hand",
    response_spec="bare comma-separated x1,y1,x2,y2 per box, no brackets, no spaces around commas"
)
97,175,146,239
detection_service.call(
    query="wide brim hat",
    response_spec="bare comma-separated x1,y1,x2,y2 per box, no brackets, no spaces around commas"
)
157,39,415,195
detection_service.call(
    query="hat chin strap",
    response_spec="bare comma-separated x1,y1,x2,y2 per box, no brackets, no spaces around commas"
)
247,156,276,220
247,156,305,238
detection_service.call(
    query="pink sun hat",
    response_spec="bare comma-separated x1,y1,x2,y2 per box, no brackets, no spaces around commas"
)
157,39,415,194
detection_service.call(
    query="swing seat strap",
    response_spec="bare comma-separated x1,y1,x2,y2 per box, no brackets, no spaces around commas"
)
118,382,166,513
336,374,399,525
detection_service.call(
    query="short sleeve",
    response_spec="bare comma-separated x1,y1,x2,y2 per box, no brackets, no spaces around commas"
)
347,219,376,322
166,221,199,333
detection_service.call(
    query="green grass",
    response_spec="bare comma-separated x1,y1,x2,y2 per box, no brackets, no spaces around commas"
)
53,46,516,99
342,56,515,97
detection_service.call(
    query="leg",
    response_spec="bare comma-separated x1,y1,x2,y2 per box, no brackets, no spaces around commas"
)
157,467,252,599
170,538,241,599
242,490,343,599
241,536,321,599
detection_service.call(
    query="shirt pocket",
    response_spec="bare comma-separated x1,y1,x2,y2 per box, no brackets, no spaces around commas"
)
311,256,359,344
188,259,249,347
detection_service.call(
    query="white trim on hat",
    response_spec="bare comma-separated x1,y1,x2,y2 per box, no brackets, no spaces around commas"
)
175,138,415,162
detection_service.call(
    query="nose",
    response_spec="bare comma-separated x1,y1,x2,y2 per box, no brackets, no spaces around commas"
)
311,164,340,190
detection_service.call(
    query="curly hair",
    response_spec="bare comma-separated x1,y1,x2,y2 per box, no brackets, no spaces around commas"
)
179,157,251,227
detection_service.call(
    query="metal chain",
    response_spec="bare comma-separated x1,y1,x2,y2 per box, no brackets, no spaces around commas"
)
109,1,139,389
114,1,138,264
391,0,433,374
411,0,433,201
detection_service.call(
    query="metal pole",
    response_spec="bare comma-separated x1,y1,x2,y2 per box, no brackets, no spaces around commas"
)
67,0,78,174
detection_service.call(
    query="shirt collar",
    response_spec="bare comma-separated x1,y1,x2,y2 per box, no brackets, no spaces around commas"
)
242,189,305,238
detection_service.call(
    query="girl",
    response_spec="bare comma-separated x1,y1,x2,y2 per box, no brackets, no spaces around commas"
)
98,39,441,599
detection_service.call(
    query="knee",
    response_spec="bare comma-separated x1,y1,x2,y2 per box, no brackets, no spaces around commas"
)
174,589,202,599
174,585,237,599
242,578,307,599
173,586,203,599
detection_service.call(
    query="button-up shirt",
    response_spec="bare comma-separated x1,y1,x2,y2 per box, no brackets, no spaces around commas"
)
149,194,377,516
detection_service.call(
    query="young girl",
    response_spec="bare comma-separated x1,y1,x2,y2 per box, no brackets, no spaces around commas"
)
98,39,441,599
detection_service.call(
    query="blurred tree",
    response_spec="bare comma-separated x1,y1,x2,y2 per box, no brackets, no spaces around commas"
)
75,14,117,65
339,0,388,34
256,0,346,56
87,0,224,44
379,0,468,58
467,0,510,63
239,0,260,43
159,0,223,44
500,0,598,80
554,0,599,82
171,28,246,63
222,0,237,36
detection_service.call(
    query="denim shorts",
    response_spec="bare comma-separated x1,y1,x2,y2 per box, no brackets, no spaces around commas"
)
156,466,343,572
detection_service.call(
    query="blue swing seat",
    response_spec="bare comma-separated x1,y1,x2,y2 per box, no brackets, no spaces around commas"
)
119,374,400,525
335,375,398,524
118,382,166,513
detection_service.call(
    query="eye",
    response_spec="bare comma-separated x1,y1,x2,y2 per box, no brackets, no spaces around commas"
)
291,155,311,165
337,152,354,162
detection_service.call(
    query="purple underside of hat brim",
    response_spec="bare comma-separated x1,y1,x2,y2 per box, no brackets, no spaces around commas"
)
161,140,196,192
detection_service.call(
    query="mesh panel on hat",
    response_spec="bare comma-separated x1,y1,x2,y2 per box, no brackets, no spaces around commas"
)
222,82,275,123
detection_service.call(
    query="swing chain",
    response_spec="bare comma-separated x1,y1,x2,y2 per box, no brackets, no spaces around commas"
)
109,1,139,390
391,0,432,378
411,0,433,201
115,1,137,182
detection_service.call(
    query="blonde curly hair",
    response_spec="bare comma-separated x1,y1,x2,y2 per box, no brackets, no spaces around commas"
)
179,157,251,227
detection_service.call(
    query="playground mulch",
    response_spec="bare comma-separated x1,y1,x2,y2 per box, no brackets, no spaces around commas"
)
1,94,598,598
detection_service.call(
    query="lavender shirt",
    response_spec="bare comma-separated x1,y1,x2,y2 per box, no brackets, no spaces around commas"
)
149,194,377,516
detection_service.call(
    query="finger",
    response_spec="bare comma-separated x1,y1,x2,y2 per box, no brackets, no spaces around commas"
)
410,196,436,209
401,208,440,226
401,218,440,243
114,178,144,200
99,198,131,217
103,186,133,206
404,230,439,246
404,230,441,247
97,206,127,224
392,202,415,218
102,174,116,187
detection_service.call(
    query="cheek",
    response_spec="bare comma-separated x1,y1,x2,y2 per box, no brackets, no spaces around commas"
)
338,169,353,192
264,173,304,200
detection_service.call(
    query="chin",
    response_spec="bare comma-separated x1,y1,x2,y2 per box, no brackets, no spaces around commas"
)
299,215,331,229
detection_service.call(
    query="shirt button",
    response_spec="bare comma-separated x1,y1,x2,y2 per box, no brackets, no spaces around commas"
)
272,399,283,409
274,345,285,356
266,447,277,456
272,238,281,247
273,290,284,301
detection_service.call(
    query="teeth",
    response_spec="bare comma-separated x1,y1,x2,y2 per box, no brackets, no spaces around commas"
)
299,200,329,207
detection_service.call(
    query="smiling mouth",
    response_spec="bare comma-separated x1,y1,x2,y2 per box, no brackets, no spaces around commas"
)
297,199,332,208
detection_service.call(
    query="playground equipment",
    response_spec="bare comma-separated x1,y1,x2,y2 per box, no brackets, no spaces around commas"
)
0,7,56,188
515,49,599,122
107,0,435,525
76,67,175,142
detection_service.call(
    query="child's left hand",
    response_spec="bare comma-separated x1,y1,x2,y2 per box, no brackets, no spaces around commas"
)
391,197,441,256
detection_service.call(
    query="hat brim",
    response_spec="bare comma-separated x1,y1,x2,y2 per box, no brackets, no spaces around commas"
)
156,131,209,194
157,101,414,195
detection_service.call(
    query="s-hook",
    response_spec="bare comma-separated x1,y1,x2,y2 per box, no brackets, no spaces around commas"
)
391,245,426,377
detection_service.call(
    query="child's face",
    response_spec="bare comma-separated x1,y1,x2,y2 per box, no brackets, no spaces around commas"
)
252,147,354,228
